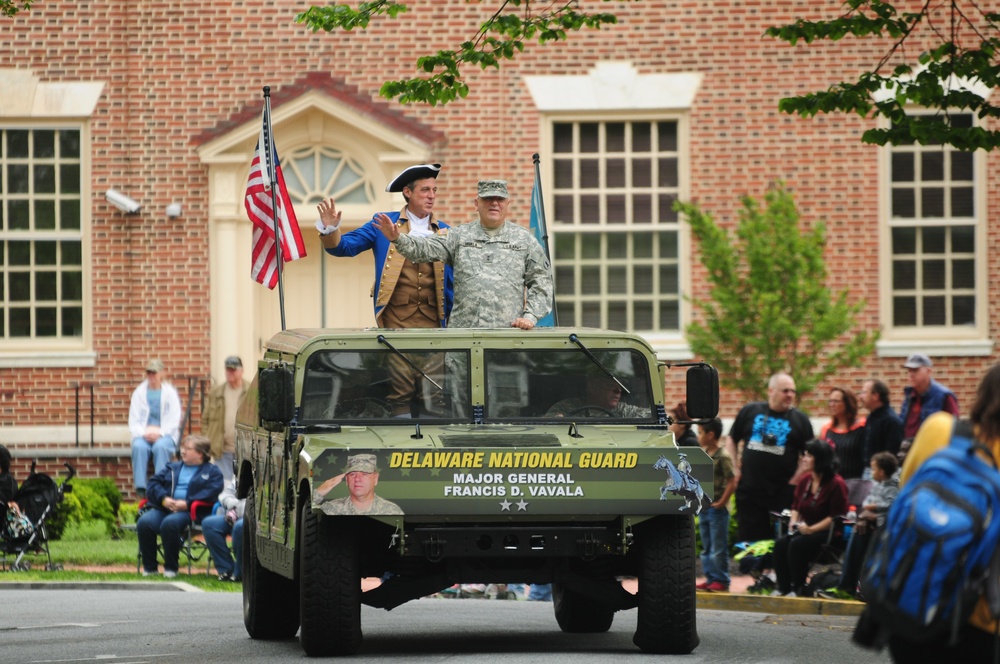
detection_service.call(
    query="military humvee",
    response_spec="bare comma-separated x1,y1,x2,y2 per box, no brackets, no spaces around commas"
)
236,327,719,657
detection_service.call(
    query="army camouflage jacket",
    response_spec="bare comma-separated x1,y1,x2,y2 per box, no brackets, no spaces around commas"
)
392,220,553,328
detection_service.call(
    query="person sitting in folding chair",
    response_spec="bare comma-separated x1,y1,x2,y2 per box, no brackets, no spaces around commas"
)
138,434,223,578
771,438,848,597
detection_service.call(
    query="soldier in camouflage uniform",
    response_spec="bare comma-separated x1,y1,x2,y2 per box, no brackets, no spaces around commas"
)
374,180,553,330
313,454,403,516
546,372,651,418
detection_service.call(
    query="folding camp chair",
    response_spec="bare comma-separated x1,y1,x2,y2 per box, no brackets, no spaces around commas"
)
132,499,215,574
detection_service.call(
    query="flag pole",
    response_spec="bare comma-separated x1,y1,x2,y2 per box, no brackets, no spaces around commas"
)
532,153,559,325
262,86,286,331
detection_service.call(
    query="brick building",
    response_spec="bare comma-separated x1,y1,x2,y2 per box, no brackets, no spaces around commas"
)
0,1,996,494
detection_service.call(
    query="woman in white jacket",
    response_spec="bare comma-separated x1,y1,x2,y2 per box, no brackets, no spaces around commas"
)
129,359,181,497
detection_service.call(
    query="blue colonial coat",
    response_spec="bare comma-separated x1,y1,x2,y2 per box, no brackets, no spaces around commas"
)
327,209,454,326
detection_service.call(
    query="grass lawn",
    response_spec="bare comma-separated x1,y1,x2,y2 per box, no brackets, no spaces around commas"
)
0,519,240,592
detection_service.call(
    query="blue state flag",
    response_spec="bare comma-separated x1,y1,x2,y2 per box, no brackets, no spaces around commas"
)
530,157,558,327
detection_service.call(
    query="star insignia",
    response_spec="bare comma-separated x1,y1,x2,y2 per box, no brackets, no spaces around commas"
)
516,499,528,511
499,499,512,511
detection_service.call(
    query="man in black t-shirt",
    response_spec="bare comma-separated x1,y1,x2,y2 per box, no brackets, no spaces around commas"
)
726,372,814,543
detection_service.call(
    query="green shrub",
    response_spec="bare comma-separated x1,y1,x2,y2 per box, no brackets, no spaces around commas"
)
118,501,140,527
50,477,123,539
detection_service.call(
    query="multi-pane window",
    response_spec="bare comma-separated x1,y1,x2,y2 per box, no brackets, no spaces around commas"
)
550,120,681,332
282,146,375,206
888,114,977,329
1,128,84,342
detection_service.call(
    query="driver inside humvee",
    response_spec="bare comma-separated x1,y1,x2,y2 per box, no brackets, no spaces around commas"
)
545,371,650,419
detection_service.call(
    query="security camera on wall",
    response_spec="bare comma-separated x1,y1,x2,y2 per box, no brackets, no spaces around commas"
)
105,188,141,214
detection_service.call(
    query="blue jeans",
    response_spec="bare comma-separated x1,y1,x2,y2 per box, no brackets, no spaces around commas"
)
699,506,730,585
137,507,191,573
131,435,175,491
202,514,244,579
527,583,552,601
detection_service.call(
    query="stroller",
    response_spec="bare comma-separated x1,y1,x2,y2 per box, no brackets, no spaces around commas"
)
1,461,76,571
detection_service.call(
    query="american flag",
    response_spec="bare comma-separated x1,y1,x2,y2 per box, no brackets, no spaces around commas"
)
245,110,306,289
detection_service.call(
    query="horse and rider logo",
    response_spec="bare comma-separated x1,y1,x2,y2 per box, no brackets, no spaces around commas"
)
653,453,711,514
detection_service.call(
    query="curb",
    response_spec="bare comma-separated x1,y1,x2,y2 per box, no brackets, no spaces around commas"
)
0,581,204,592
696,590,865,616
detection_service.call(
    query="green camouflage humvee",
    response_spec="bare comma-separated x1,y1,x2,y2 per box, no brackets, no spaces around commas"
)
236,326,719,657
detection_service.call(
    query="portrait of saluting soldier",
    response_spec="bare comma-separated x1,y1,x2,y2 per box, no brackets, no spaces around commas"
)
313,454,403,516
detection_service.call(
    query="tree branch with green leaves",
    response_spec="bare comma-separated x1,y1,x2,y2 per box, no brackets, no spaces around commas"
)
676,183,879,404
296,0,619,105
1,0,34,18
766,1,1000,150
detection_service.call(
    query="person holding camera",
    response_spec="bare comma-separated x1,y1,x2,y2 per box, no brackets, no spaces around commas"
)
200,477,245,582
726,372,814,543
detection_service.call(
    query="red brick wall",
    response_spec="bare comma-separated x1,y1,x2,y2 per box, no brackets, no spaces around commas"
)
0,1,996,454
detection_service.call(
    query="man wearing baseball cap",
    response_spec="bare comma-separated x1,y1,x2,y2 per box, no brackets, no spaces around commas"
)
312,453,403,515
128,358,182,498
899,353,959,441
202,355,248,482
374,179,553,330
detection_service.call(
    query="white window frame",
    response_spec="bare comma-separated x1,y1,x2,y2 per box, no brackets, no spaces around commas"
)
876,111,991,358
281,145,377,207
539,112,691,356
0,121,93,366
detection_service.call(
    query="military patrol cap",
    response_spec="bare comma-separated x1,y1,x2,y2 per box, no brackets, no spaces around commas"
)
385,163,441,193
477,179,509,199
224,356,242,369
343,453,379,474
145,358,165,373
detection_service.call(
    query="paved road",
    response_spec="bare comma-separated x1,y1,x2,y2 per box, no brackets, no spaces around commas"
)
1,586,889,663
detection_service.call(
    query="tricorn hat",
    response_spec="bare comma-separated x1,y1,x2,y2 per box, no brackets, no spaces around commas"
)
385,163,441,193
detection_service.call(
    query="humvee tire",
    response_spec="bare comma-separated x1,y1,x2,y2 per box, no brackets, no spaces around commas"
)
299,508,362,657
633,515,699,654
243,487,300,640
553,583,615,633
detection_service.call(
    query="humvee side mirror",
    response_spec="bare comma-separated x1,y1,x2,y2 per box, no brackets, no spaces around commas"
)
685,363,719,421
259,364,295,427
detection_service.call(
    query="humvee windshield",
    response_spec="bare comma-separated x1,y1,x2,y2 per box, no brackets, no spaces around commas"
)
299,347,654,424
484,349,654,421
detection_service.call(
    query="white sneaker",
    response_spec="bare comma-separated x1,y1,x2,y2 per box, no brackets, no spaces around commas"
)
141,569,156,577
163,570,178,578
786,591,797,598
770,590,784,597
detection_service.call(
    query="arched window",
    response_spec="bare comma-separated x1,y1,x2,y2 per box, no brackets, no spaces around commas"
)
281,147,375,206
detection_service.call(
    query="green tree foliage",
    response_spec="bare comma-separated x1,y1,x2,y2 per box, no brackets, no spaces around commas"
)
767,1,1000,150
296,0,618,105
675,184,879,403
299,1,999,151
1,0,33,17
